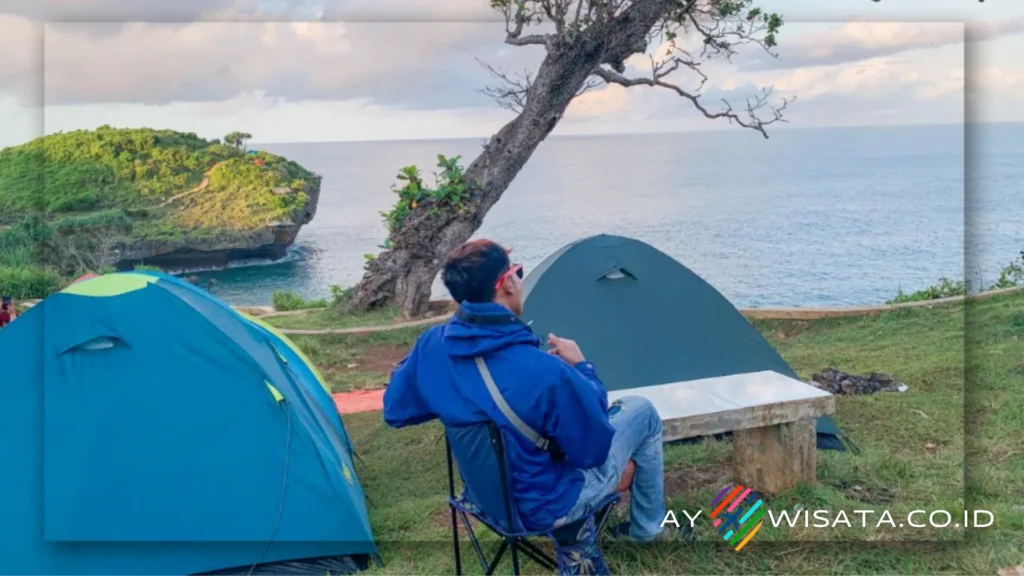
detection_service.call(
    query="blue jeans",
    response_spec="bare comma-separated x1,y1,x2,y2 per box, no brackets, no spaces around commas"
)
554,395,665,542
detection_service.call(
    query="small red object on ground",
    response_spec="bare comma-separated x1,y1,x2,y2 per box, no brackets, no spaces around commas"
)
333,388,385,415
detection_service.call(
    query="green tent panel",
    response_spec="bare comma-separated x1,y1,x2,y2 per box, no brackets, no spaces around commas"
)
0,271,377,575
521,234,849,451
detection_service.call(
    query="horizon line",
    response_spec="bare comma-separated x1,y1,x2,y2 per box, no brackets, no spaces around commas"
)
6,119,1019,151
250,119,1010,147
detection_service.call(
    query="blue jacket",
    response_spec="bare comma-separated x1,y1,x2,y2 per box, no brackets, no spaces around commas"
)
383,301,616,530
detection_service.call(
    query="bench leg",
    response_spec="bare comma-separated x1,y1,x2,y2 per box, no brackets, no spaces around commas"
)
732,418,816,495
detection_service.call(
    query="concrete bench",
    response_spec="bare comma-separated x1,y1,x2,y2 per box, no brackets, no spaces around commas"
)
606,371,835,494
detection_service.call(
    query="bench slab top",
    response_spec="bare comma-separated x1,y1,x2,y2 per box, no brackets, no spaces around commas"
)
605,370,835,441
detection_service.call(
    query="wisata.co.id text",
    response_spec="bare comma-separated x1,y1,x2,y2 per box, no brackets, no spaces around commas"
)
661,509,995,529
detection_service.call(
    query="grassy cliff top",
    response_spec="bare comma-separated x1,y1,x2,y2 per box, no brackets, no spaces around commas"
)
0,125,317,235
0,126,319,297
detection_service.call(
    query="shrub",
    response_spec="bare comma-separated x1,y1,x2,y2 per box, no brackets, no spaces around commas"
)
990,251,1024,290
0,266,63,299
328,284,356,309
888,277,966,305
887,252,1024,305
272,290,328,311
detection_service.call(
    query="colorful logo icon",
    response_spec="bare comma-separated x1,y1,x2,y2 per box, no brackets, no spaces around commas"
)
710,484,764,551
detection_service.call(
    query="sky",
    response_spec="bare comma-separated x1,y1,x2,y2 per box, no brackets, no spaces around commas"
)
0,0,1020,147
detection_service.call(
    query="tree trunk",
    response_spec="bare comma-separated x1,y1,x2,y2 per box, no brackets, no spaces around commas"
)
348,0,671,319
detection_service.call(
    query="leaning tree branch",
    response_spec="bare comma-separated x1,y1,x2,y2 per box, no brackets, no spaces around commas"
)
506,34,551,46
593,66,791,138
573,0,586,25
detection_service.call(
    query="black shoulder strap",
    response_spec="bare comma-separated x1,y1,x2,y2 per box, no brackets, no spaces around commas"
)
474,356,551,451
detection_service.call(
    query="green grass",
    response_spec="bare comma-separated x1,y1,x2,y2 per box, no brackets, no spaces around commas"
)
266,306,414,331
288,329,418,392
291,290,1024,574
0,126,318,297
270,290,330,312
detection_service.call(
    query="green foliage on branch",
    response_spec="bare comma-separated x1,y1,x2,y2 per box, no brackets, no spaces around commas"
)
365,155,474,270
379,154,473,235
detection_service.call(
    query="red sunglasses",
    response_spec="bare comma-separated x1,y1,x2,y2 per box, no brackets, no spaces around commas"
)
495,263,524,290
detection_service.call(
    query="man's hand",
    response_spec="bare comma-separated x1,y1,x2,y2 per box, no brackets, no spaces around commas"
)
547,333,585,365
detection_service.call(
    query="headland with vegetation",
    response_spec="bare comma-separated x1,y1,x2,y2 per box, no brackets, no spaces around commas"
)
0,126,320,298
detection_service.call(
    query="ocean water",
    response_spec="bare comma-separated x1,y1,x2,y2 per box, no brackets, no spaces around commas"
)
190,122,1022,308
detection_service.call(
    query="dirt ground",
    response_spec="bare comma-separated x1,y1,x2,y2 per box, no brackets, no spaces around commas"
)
353,344,410,376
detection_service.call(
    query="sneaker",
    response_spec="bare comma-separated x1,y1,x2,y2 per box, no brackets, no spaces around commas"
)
607,521,696,544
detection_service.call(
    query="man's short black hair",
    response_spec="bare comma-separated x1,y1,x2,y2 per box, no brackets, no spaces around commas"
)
442,239,511,304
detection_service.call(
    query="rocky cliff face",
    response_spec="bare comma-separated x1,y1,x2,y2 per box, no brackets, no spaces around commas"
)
112,175,322,272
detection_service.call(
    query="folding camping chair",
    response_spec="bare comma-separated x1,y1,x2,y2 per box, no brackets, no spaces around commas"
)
445,422,625,576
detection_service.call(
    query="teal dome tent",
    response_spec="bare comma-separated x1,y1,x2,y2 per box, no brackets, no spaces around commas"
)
0,271,377,575
521,234,851,452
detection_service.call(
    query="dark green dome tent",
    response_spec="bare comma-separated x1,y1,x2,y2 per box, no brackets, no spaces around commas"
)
520,234,850,451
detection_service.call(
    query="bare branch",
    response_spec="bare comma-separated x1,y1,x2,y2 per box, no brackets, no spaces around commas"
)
593,66,791,138
575,75,604,98
476,58,533,113
651,54,708,92
683,3,781,61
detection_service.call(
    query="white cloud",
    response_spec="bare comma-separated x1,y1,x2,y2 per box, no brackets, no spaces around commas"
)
0,19,510,108
744,20,970,71
773,57,914,99
0,15,41,102
972,67,1024,96
914,69,963,100
0,0,1011,147
564,84,632,120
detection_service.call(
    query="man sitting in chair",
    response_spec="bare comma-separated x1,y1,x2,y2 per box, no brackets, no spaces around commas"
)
384,239,687,543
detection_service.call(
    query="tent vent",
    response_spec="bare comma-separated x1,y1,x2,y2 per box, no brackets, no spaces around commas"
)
78,337,116,351
599,267,635,281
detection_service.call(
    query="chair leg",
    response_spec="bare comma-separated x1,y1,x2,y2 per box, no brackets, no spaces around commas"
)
446,438,463,576
450,505,462,576
511,538,521,575
460,510,489,572
484,539,510,576
517,539,558,571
